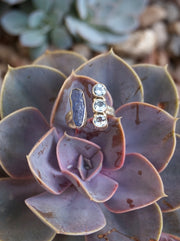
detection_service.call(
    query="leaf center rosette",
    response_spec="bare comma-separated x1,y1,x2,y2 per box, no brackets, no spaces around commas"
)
20,69,128,236
0,50,179,240
25,69,167,236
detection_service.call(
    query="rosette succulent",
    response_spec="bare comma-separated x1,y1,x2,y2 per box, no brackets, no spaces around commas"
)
0,50,180,241
0,0,148,58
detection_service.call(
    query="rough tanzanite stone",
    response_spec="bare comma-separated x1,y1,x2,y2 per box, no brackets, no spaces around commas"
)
71,88,86,127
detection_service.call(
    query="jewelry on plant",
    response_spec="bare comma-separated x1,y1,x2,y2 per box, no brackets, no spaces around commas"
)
92,83,115,129
66,83,115,129
93,97,107,113
93,113,108,128
66,88,87,129
92,83,107,97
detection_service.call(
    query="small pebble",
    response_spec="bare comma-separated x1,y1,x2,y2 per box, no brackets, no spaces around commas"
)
153,22,168,47
140,5,167,27
174,64,180,83
114,30,157,58
169,21,180,36
168,36,180,57
165,2,180,23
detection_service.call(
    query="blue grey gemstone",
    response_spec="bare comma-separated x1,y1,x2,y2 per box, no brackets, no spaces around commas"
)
71,88,86,127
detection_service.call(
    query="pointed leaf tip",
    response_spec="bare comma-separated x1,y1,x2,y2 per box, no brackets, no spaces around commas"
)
76,51,143,109
7,65,14,70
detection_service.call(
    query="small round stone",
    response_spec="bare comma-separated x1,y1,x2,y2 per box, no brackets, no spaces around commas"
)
92,83,107,97
93,98,107,113
93,114,107,128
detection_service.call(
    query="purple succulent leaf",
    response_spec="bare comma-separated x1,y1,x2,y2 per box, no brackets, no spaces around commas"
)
53,234,85,241
50,73,113,132
25,186,106,235
0,178,55,241
76,49,143,109
27,128,71,195
162,208,180,237
103,153,165,213
1,65,66,121
33,50,87,76
0,107,49,178
116,102,176,172
158,135,180,212
160,233,180,241
57,133,118,202
133,64,179,117
77,116,125,170
86,203,162,241
57,133,103,179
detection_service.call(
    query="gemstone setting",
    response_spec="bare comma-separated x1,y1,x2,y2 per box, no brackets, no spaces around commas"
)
92,83,107,97
93,98,107,113
93,114,107,128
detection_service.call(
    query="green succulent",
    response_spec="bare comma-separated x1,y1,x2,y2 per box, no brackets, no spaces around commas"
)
0,49,179,240
0,0,148,58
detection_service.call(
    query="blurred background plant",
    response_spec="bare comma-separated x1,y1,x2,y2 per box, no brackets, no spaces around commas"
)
0,0,148,59
0,0,179,91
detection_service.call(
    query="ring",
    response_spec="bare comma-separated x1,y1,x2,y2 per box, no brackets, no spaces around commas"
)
66,83,115,129
92,83,115,129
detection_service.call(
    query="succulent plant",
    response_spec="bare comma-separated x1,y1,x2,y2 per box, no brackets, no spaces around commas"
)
0,0,74,58
0,49,179,241
0,0,148,58
65,0,149,52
